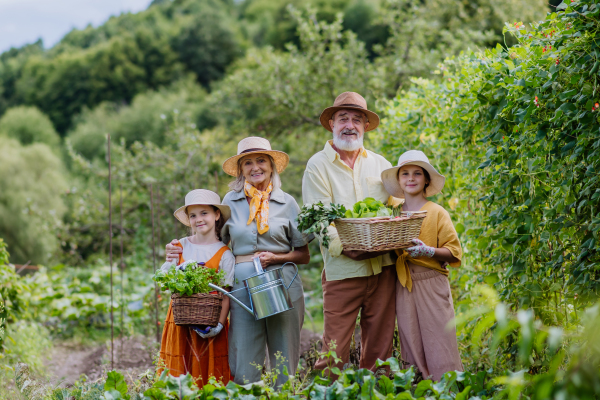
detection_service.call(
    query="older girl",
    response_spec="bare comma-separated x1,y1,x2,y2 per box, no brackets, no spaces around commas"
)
381,150,463,380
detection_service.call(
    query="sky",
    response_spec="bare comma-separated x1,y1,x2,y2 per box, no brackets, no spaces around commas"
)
0,0,152,53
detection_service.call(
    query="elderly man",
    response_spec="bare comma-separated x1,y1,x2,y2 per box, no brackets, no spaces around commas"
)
302,92,397,372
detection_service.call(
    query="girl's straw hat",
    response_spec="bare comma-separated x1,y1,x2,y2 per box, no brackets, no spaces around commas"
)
174,189,231,226
222,136,289,177
381,150,446,198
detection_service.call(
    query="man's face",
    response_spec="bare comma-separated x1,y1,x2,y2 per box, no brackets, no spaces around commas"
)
329,109,369,151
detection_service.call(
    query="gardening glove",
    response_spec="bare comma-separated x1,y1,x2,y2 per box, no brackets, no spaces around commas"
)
196,323,223,339
406,239,435,258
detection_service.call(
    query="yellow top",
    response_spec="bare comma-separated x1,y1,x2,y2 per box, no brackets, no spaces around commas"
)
395,201,462,291
302,140,397,281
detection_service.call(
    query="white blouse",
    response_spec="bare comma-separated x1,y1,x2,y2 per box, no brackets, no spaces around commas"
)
160,238,235,287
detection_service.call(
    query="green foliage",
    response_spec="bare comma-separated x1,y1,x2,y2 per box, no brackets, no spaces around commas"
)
297,202,346,248
0,138,68,264
375,0,600,376
67,79,210,160
0,106,60,147
345,197,391,218
375,0,549,93
153,262,225,296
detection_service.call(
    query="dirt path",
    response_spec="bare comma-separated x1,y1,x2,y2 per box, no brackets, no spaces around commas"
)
45,329,322,387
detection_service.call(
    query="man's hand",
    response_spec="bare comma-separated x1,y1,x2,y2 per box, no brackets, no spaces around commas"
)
342,249,390,261
166,239,182,263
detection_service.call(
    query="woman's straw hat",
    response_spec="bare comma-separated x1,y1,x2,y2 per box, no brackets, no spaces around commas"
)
319,92,380,132
174,189,231,227
380,150,446,198
222,136,289,177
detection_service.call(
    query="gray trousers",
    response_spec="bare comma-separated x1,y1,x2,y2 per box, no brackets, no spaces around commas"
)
228,261,305,386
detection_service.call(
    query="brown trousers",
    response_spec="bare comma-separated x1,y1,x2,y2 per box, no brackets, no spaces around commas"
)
396,264,463,381
315,265,396,371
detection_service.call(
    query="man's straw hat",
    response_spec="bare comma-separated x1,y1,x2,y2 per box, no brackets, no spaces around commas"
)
222,136,289,177
319,92,380,132
174,189,231,226
381,150,446,198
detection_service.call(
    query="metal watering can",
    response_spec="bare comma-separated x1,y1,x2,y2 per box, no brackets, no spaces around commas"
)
208,257,298,320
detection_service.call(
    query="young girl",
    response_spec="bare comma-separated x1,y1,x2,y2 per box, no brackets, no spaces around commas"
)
159,189,235,387
381,150,463,381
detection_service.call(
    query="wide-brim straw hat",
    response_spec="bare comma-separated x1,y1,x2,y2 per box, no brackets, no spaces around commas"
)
381,150,446,198
222,136,289,177
319,92,380,132
174,189,231,227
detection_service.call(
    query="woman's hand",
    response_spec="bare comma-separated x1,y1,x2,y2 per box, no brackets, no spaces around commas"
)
256,251,280,268
165,239,182,263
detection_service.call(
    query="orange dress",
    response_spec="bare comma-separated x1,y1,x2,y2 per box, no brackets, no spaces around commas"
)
158,245,231,387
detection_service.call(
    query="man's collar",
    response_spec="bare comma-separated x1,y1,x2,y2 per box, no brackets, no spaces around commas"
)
229,186,286,203
324,140,368,163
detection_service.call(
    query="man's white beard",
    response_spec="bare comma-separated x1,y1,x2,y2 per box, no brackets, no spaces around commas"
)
333,129,363,151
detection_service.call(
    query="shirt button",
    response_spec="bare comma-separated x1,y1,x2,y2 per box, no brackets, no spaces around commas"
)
252,230,256,234
253,245,257,250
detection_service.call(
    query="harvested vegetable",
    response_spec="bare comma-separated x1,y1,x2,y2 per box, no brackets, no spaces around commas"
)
153,261,225,296
297,202,346,248
344,197,393,218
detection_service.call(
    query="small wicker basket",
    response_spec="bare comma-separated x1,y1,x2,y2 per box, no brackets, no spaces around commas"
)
335,211,427,252
171,292,222,326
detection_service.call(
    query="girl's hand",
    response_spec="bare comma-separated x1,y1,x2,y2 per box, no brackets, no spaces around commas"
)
406,239,435,258
194,323,223,339
165,239,182,263
256,251,279,267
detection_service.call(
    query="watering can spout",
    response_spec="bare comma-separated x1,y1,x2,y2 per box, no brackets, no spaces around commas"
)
208,283,254,316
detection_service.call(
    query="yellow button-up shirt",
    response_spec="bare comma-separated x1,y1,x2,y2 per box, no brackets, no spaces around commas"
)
302,140,395,281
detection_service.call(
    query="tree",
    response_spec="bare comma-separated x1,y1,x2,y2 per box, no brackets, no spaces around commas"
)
0,106,60,148
0,138,68,264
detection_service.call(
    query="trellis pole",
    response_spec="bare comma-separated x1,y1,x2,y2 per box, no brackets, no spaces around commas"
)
107,134,114,370
150,184,160,342
120,184,125,357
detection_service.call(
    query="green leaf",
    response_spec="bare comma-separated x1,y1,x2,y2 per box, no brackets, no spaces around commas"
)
104,371,128,397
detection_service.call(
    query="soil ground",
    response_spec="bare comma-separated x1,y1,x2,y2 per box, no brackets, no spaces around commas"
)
45,329,322,387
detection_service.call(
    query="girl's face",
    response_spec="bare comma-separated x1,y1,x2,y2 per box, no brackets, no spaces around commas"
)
187,205,220,237
240,153,273,189
398,165,429,197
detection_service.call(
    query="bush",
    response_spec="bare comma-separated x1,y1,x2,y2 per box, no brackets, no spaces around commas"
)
0,106,60,148
0,138,68,264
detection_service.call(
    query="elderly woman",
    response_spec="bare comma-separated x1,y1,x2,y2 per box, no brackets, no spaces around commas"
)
166,136,310,386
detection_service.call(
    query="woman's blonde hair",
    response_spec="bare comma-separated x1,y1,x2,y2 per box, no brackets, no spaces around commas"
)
228,154,282,192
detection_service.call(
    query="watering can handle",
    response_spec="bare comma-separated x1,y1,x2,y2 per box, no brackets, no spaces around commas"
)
282,262,299,290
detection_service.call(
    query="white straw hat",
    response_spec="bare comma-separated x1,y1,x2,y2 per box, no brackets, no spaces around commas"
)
173,189,231,227
380,150,445,198
222,136,289,177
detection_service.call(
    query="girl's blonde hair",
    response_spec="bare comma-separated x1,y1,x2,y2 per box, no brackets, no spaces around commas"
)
228,154,282,192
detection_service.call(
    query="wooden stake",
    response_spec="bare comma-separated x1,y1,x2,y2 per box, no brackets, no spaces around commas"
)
108,134,114,370
119,184,125,356
150,184,160,343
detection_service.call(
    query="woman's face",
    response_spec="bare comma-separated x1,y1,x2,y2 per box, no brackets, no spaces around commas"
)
398,165,429,197
240,153,273,189
187,205,220,236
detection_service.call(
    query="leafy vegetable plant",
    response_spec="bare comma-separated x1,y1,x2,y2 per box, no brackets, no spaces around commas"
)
297,202,346,248
343,197,394,218
153,261,224,297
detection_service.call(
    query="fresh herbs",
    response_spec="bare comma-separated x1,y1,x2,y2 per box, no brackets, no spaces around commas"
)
297,202,346,248
152,261,225,296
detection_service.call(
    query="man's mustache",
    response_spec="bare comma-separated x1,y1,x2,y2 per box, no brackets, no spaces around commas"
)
340,129,360,136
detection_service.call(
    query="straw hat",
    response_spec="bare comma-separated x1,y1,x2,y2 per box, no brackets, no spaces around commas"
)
222,136,289,177
380,150,446,198
173,189,231,226
319,92,380,132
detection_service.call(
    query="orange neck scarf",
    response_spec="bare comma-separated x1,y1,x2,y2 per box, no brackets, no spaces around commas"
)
244,181,273,234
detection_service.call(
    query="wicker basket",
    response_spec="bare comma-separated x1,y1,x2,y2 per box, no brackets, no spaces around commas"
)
171,292,222,326
335,211,427,252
